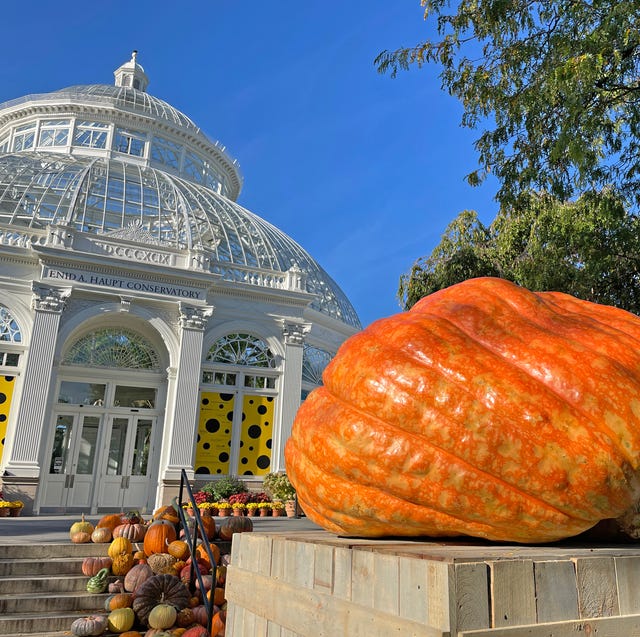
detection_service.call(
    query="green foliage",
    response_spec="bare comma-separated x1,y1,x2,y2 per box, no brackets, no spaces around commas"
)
399,191,640,313
262,472,296,501
200,476,248,502
376,1,640,208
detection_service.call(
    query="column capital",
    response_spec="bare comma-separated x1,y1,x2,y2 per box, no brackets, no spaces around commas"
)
179,304,214,330
31,285,71,313
281,320,311,345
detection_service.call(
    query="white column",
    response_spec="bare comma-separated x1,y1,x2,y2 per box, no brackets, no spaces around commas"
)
160,304,213,481
3,285,70,477
272,321,310,472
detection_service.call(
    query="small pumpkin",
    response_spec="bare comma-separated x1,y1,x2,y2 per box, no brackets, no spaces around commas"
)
108,592,133,610
124,562,153,592
144,520,177,556
153,501,180,525
71,531,92,544
166,539,190,560
218,515,253,540
195,542,220,568
82,556,113,577
119,632,143,637
107,607,135,633
70,513,95,540
96,513,125,533
111,552,135,576
147,552,177,574
211,610,227,637
190,605,208,626
108,579,125,594
86,568,110,594
208,585,225,606
70,614,108,636
109,536,133,559
91,526,112,543
113,523,147,542
148,603,177,630
285,276,640,543
175,607,194,628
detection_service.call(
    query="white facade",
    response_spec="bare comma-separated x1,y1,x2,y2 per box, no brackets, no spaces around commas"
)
0,54,360,514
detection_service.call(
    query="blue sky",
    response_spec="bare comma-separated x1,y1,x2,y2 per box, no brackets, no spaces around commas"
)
0,1,499,327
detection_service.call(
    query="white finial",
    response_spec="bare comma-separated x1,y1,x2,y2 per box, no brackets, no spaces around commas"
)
113,51,149,92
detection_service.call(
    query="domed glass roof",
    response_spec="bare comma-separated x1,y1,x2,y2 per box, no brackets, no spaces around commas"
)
50,84,202,134
0,152,361,328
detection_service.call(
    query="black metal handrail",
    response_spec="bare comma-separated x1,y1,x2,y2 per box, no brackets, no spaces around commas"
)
177,469,219,634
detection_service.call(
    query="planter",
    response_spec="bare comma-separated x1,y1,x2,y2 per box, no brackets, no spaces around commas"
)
233,509,245,517
218,508,231,517
247,509,259,517
285,500,297,517
200,508,214,517
272,508,285,517
259,508,270,517
9,507,23,517
0,509,10,517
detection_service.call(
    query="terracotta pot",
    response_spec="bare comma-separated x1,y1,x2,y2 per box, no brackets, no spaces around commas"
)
0,508,10,517
200,509,213,517
259,508,270,517
218,508,231,517
9,507,22,517
232,509,245,517
285,500,297,518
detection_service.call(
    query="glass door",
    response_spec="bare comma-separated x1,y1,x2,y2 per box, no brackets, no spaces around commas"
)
98,415,154,511
42,413,101,510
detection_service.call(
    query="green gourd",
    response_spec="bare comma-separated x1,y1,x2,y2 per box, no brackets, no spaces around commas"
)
87,568,110,594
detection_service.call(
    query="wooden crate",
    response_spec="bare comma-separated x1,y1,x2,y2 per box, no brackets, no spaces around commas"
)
225,531,640,636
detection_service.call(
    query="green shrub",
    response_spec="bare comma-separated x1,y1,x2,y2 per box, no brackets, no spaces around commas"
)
201,475,248,501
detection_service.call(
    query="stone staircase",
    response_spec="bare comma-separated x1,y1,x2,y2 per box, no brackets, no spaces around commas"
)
0,542,112,637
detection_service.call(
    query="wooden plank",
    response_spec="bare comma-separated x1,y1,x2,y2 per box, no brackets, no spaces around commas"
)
226,565,447,637
615,556,640,615
454,561,489,633
271,537,287,579
285,540,315,589
313,544,334,593
266,620,282,637
490,560,536,628
399,555,429,624
459,613,640,636
533,560,578,623
574,556,619,618
332,546,352,601
351,548,375,608
373,552,400,616
427,561,454,633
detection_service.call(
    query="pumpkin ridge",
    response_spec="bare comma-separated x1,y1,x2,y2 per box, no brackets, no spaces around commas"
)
324,323,631,519
291,389,592,532
430,283,640,464
287,441,588,542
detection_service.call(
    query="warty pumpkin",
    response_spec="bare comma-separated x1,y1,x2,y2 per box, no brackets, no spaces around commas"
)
108,537,133,559
285,277,640,543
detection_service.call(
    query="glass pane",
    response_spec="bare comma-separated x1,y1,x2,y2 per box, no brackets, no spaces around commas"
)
106,418,128,475
76,416,100,474
130,418,152,476
57,381,106,405
114,386,156,408
50,415,73,473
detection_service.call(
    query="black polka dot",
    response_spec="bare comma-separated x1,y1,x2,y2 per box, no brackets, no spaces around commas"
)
266,438,272,449
239,440,244,447
249,446,254,452
4,376,14,382
241,457,248,465
267,397,273,402
0,414,6,422
241,412,246,421
195,466,209,474
226,411,234,422
248,425,261,439
219,452,229,463
216,468,223,474
201,398,209,405
257,455,270,470
243,470,254,475
206,419,220,433
249,399,254,404
220,393,234,401
203,442,210,450
0,394,6,405
257,405,267,415
224,429,230,434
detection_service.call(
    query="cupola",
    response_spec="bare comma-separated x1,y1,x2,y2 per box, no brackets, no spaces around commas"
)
113,50,149,92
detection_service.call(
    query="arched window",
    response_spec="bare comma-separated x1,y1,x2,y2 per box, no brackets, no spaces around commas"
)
302,344,332,386
62,328,161,370
0,306,21,343
205,333,276,368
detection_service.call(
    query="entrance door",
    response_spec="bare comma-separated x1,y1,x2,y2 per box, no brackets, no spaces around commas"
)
98,415,155,511
43,413,102,511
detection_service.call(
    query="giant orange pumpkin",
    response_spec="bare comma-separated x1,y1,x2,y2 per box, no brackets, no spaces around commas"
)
285,277,640,543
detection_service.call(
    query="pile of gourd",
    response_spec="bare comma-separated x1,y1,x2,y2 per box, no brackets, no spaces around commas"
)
67,506,251,636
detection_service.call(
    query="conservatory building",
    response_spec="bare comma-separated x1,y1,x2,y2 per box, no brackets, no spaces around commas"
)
0,53,360,514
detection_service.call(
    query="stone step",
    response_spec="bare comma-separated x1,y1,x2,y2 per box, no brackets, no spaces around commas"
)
0,573,90,594
0,542,109,560
0,556,86,577
0,609,109,636
0,590,109,615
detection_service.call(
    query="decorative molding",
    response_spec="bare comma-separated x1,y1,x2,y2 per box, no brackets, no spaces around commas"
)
282,320,311,346
179,303,214,330
31,284,71,313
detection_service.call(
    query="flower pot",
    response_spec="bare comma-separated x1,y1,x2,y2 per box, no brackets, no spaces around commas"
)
232,509,245,517
200,508,213,517
259,507,270,517
9,507,22,517
272,508,285,517
186,508,195,517
218,508,231,517
285,500,297,517
0,509,10,517
248,509,258,517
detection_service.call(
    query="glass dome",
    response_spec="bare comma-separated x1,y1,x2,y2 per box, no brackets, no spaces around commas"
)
0,151,361,328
